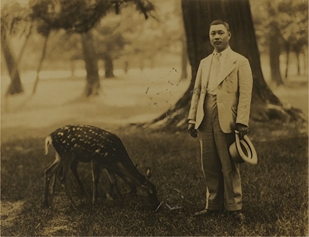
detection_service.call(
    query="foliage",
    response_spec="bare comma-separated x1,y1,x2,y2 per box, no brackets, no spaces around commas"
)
29,0,155,34
251,0,308,54
277,0,308,54
95,20,127,61
120,1,184,61
11,0,184,72
1,1,32,37
1,128,307,236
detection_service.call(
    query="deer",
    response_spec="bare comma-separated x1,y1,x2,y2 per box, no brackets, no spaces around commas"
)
48,158,123,203
43,124,160,211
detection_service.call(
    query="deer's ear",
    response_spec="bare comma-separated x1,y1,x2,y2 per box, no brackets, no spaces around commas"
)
145,167,152,179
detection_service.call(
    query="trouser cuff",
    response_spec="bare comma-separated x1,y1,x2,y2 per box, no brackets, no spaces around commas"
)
226,205,242,211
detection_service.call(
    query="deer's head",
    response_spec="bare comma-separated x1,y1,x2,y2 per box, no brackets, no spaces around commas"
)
137,168,160,211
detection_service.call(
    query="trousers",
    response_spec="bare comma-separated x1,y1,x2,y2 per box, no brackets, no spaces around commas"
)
198,94,242,211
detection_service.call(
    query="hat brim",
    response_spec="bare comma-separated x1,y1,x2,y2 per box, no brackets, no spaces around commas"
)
229,133,258,165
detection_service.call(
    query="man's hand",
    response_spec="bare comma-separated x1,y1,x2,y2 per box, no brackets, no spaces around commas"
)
188,124,197,138
235,123,248,140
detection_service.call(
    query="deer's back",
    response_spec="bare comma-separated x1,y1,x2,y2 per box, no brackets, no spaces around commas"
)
50,125,129,164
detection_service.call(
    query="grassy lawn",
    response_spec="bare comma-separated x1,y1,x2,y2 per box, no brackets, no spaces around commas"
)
1,71,308,235
1,128,307,236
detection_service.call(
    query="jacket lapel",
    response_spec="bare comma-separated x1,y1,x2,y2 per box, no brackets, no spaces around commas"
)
216,51,238,87
202,56,212,88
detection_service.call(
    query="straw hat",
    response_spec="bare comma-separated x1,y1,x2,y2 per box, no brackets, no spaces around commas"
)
229,131,258,165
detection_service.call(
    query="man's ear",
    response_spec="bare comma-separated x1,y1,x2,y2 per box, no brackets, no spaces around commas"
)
229,32,232,39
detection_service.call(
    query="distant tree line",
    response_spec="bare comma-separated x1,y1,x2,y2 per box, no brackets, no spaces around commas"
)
1,0,307,127
252,0,308,85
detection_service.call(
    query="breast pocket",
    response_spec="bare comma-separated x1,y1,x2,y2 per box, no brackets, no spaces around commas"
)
222,71,237,93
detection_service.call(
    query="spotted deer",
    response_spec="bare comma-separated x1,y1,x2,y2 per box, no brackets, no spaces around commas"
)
43,125,160,211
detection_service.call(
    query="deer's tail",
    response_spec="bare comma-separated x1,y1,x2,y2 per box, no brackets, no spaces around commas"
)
45,136,52,155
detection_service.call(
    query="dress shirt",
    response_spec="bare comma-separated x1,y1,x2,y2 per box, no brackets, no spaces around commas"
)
207,46,231,95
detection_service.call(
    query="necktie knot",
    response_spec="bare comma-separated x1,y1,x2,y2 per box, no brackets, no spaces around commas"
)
214,53,221,60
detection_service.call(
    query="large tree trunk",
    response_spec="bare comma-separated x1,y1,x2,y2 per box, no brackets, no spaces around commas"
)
1,31,23,96
180,34,188,79
81,30,100,96
144,0,303,130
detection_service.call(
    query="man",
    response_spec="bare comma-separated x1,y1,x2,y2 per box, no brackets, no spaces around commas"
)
187,19,253,222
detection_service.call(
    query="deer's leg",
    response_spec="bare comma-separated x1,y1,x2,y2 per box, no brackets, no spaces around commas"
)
56,154,83,210
91,160,100,205
70,160,88,196
114,163,137,195
104,169,122,200
118,174,137,195
124,179,137,195
43,153,62,207
49,173,56,194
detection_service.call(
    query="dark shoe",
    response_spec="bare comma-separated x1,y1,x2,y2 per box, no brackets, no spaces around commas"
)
194,209,222,217
228,210,245,222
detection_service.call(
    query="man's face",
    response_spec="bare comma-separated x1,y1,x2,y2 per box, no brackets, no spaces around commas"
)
209,24,231,52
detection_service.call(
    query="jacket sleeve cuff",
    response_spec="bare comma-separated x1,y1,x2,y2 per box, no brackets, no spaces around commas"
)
188,120,196,124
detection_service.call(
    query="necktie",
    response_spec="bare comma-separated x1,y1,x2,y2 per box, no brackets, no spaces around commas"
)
208,53,221,94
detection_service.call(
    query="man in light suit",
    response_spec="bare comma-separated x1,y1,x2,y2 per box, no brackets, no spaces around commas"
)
188,20,253,221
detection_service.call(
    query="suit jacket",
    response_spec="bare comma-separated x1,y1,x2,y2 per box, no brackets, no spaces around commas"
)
188,48,253,133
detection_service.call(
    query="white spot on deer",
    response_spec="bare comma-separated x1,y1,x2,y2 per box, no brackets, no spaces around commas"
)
95,149,100,153
58,132,64,136
74,144,78,147
62,140,66,144
71,138,76,142
104,152,108,157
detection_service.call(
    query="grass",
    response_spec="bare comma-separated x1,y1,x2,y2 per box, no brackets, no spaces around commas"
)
1,127,308,236
1,71,308,235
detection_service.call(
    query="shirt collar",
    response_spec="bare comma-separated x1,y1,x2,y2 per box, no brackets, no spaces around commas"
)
213,46,231,57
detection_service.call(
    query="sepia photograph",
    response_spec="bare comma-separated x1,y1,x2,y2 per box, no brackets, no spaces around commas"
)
1,0,308,236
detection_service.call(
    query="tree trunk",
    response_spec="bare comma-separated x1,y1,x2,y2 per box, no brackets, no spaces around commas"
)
269,23,284,86
295,51,300,76
124,60,129,74
81,30,100,96
269,35,283,86
284,43,290,79
32,33,50,94
70,59,76,77
103,53,115,78
143,0,302,130
1,31,23,96
303,50,308,75
180,34,188,79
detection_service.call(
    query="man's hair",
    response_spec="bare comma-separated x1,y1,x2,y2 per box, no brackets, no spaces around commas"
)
210,20,230,32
